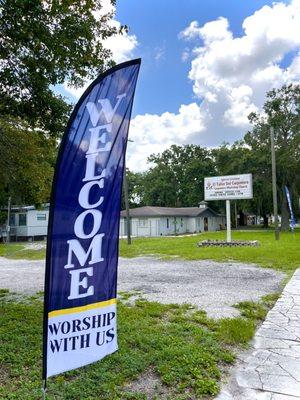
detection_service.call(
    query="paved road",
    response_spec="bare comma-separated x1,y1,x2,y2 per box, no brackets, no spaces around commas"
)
0,256,284,319
217,269,300,399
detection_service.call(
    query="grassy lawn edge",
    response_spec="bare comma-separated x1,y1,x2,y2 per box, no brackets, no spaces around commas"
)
0,290,280,400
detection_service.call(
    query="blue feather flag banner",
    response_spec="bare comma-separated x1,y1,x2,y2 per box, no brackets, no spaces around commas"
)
43,59,141,378
284,186,296,231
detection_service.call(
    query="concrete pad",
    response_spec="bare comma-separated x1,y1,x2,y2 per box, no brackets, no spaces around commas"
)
218,390,299,400
217,269,300,399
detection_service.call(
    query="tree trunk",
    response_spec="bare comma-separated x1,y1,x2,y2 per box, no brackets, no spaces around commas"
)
263,214,269,229
281,188,290,231
239,210,245,226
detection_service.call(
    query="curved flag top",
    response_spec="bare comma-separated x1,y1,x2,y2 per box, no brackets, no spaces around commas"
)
285,186,296,231
43,59,141,379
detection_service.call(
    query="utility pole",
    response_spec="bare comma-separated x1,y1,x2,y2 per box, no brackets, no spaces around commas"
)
6,196,11,243
123,164,131,245
270,126,280,240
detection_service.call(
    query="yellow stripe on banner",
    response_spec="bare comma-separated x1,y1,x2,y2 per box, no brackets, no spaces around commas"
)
48,298,117,318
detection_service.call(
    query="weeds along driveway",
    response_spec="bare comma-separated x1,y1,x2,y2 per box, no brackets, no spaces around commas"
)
0,256,284,319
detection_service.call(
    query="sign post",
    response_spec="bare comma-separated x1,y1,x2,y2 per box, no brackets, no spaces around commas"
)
226,200,231,242
204,174,253,242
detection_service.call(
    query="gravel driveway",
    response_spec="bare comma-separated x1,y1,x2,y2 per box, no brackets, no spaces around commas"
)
0,256,284,318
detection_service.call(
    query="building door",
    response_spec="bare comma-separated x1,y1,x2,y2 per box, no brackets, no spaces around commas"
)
204,217,208,231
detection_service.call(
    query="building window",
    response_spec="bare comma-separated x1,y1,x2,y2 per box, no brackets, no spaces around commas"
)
139,218,148,227
19,214,27,226
37,213,47,221
180,218,183,227
166,218,169,228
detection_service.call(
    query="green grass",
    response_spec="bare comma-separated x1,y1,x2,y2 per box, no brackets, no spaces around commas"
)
0,291,278,400
0,243,25,257
216,293,281,345
235,293,281,321
1,230,299,275
0,232,291,398
119,230,300,274
7,248,46,260
0,242,46,259
0,230,299,279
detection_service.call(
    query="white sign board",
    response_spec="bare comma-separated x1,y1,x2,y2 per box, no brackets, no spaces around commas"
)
204,174,253,201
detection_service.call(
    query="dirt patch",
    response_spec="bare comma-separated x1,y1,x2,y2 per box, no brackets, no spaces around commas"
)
123,370,172,399
23,242,46,250
0,365,10,385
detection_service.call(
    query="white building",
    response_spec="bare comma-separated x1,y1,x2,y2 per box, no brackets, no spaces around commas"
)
0,201,225,241
120,202,225,237
1,204,49,241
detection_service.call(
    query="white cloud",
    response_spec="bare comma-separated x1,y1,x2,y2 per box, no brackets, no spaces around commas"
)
179,18,232,43
127,0,300,171
93,0,138,63
288,52,300,76
104,23,138,64
178,20,200,40
65,0,138,99
224,85,258,127
187,0,300,103
181,48,190,62
154,45,166,62
126,103,206,170
64,1,300,172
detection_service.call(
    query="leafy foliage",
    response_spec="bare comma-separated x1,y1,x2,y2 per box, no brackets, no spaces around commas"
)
125,85,300,229
0,0,122,207
126,145,217,208
0,0,119,134
246,84,300,230
0,117,56,206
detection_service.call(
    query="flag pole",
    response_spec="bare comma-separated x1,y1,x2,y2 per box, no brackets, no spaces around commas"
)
42,379,47,399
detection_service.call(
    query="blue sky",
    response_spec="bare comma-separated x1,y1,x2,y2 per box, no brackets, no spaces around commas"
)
63,0,300,170
116,0,280,117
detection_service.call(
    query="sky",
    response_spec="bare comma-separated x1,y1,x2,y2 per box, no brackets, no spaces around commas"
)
62,0,300,171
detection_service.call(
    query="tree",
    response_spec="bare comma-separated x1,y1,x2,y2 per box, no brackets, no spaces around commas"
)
137,145,216,207
121,169,145,209
0,0,121,135
246,84,300,230
140,163,179,207
0,0,123,207
212,142,273,227
0,117,56,206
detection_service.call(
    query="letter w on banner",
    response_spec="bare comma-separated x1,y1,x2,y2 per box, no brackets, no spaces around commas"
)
43,59,141,380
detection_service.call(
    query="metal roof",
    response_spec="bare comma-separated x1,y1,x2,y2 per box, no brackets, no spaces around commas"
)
120,206,220,218
2,203,50,212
